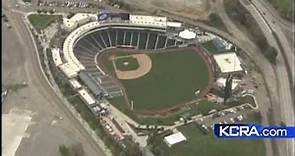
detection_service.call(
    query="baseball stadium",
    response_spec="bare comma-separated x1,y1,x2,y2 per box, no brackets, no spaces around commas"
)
59,12,219,117
47,11,267,155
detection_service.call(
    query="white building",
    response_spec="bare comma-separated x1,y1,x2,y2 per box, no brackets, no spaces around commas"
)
216,77,241,90
69,79,82,89
167,21,182,28
59,62,80,78
51,48,63,66
78,89,96,105
213,52,243,73
129,15,167,28
63,13,97,31
164,132,187,147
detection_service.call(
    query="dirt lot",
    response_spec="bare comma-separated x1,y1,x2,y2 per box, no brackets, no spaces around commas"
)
2,16,103,156
121,0,218,20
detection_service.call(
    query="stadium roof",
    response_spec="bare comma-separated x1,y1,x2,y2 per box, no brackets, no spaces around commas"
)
179,29,196,39
164,132,186,147
129,15,167,28
63,13,96,30
59,63,79,78
78,89,96,105
78,71,103,97
167,21,182,28
69,79,82,89
213,52,243,73
51,48,63,66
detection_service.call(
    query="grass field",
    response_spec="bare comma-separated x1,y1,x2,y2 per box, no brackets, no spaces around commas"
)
28,14,60,32
150,113,265,156
203,13,228,33
267,0,293,21
114,56,139,71
105,48,210,112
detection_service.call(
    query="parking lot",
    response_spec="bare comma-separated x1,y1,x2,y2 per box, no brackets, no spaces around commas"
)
196,104,255,131
37,0,97,9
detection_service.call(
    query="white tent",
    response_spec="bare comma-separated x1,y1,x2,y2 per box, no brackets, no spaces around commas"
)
179,29,196,39
164,132,187,147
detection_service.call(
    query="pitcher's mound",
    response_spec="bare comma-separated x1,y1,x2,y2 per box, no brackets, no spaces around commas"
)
112,54,152,80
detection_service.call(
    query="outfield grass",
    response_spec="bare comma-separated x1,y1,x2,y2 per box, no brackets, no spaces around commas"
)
109,96,195,125
195,100,225,115
28,14,60,32
107,48,210,111
114,56,139,71
150,113,265,156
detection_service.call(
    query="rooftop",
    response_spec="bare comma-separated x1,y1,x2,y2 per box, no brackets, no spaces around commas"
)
51,48,63,66
78,89,96,105
78,71,104,97
213,52,243,73
164,132,187,147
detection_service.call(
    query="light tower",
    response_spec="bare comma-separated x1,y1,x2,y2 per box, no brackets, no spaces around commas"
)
223,74,233,104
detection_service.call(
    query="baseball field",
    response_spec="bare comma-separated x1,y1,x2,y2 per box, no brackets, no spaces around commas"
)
99,47,213,113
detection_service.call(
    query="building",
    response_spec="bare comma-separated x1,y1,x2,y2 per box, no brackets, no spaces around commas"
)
69,79,82,90
164,132,187,147
213,52,243,73
63,13,97,31
78,71,106,99
216,77,241,90
129,15,167,28
78,89,96,106
59,62,80,78
51,48,63,66
167,21,182,28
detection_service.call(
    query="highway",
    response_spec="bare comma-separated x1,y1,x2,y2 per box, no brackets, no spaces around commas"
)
2,0,107,155
250,0,294,85
241,1,294,156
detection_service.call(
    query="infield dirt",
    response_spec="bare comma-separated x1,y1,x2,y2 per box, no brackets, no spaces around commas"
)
110,54,152,80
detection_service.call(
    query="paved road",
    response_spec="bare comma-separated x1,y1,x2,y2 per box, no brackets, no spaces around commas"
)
2,1,107,156
240,1,295,156
257,0,294,32
250,0,294,84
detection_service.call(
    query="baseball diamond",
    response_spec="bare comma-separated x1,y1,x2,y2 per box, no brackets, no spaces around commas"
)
114,56,140,71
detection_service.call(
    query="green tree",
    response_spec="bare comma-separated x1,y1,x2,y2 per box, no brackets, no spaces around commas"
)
265,46,278,64
59,145,70,156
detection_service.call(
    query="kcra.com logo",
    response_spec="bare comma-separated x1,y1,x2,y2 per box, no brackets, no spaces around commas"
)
214,124,295,138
